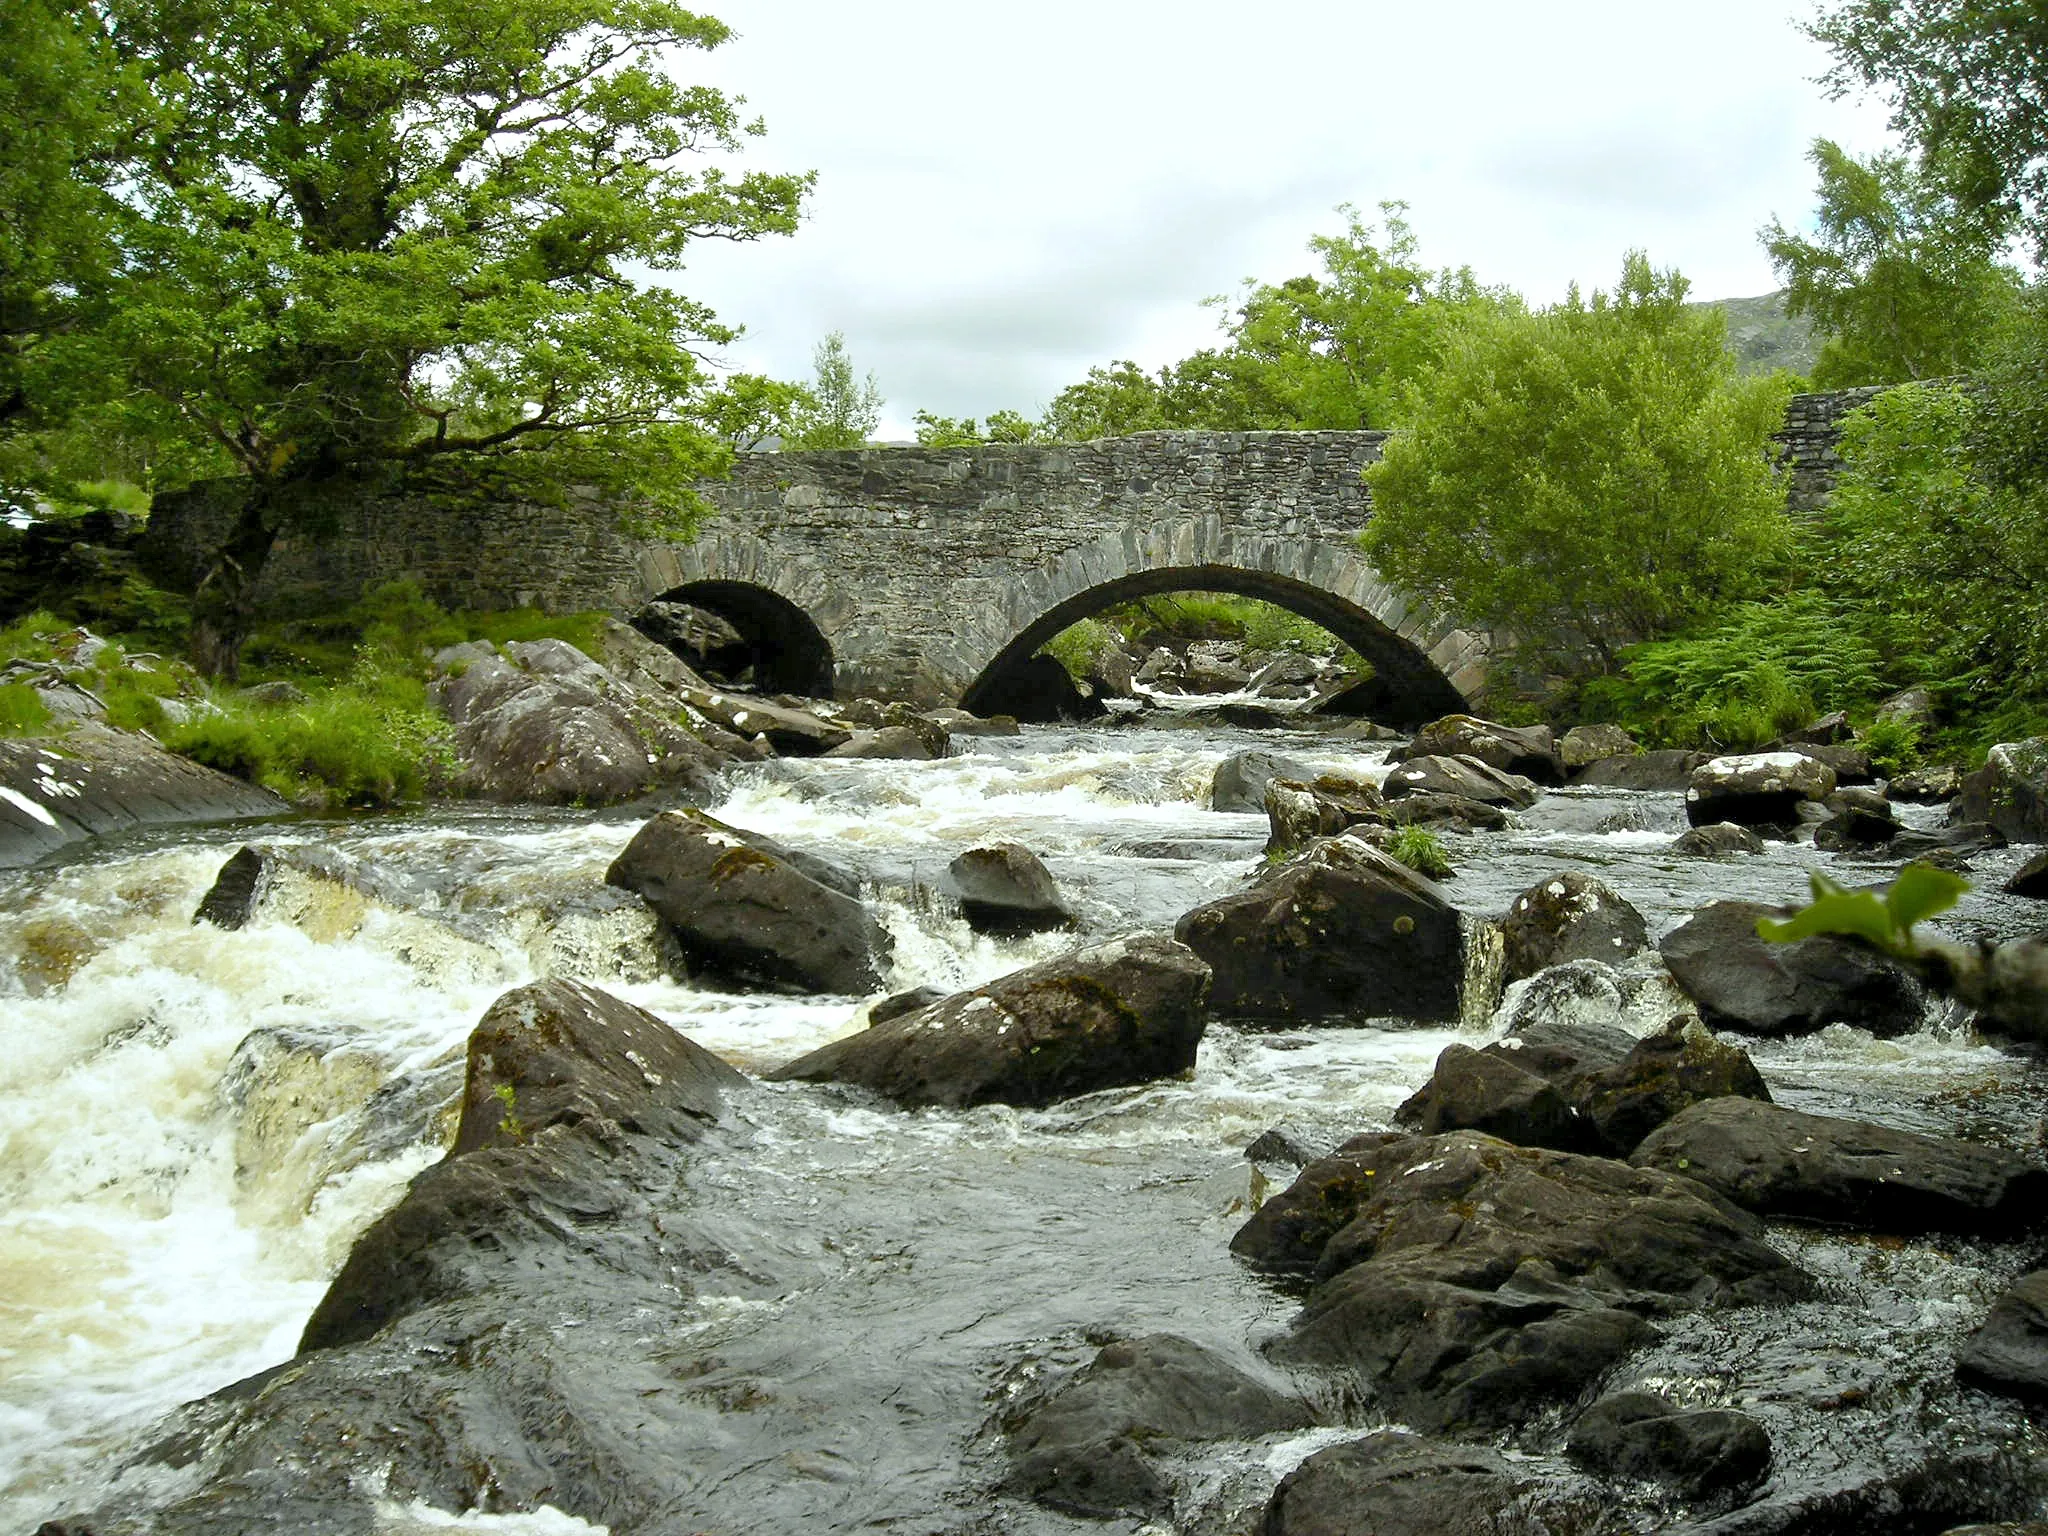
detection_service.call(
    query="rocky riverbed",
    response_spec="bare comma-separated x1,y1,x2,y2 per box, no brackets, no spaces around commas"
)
3,698,2046,1536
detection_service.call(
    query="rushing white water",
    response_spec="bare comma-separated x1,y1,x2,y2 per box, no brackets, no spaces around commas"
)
2,720,2043,1532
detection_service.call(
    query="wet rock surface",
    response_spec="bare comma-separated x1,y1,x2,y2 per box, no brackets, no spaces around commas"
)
1955,739,2048,843
1176,835,1502,1026
1958,1271,2048,1402
606,809,891,994
944,841,1073,934
767,933,1210,1108
1210,748,1318,812
1380,752,1540,808
0,724,287,868
1002,1333,1311,1517
1567,1390,1773,1503
1631,1098,2048,1236
1687,751,1838,832
1499,870,1649,981
1234,1130,1811,1431
1261,1432,1536,1536
1398,714,1565,784
1660,898,1926,1037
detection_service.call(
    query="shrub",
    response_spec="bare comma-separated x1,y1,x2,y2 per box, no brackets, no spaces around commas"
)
0,683,52,737
1389,826,1453,879
1040,618,1117,680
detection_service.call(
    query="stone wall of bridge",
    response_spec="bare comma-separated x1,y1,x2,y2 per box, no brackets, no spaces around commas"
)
139,390,1878,709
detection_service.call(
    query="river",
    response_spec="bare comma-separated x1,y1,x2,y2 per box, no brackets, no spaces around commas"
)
3,717,2043,1533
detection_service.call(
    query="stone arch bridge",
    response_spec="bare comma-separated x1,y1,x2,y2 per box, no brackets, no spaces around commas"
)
652,430,1482,720
141,392,1868,721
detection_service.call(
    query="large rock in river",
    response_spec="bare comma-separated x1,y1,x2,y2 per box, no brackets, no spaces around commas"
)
300,978,745,1352
433,644,728,804
1399,714,1564,784
1659,898,1926,1037
1630,1097,2048,1237
1499,871,1649,981
1685,750,1836,831
1175,835,1503,1026
0,723,286,868
1263,1432,1535,1536
1003,1333,1311,1518
1957,1270,2048,1402
1381,752,1539,808
1234,1130,1810,1432
945,841,1073,934
767,933,1210,1108
606,809,891,994
1953,739,2048,843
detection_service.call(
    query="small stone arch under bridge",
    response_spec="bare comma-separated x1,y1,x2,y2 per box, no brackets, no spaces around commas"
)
635,430,1486,724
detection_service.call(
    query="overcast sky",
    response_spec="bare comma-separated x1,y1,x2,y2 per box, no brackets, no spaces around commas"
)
671,1,1899,438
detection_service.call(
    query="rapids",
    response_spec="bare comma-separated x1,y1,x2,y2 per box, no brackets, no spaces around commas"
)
2,719,2044,1533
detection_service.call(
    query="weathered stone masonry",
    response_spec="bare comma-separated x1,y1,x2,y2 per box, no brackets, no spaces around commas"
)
141,391,1876,709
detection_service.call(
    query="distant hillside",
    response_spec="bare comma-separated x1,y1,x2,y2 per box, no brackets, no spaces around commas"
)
1694,289,1818,379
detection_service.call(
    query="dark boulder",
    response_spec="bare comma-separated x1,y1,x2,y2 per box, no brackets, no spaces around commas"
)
1957,1270,2048,1403
1686,751,1837,832
1003,1334,1311,1518
1235,1131,1811,1431
1263,773,1386,855
868,985,948,1025
822,724,939,760
605,810,891,994
1381,753,1540,808
193,842,422,930
433,648,728,804
1262,1432,1532,1536
1211,749,1318,812
1893,763,1965,802
1175,836,1503,1027
1397,1016,1768,1158
1246,1126,1325,1167
1632,1097,2048,1236
0,724,287,869
1566,1390,1772,1502
1560,723,1640,771
2005,850,2048,899
1659,899,1926,1037
1399,714,1564,784
1393,1042,1594,1151
1576,1017,1772,1157
1673,822,1768,857
299,979,744,1352
1381,791,1510,832
766,933,1209,1109
1500,871,1649,982
1574,748,1706,790
973,654,1105,724
945,842,1073,934
679,685,851,754
1952,739,2048,842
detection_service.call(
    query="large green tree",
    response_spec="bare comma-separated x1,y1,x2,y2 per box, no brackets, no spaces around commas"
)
1811,0,2048,252
1362,255,1793,679
1764,137,2020,385
1034,205,1509,441
15,0,807,675
783,330,883,450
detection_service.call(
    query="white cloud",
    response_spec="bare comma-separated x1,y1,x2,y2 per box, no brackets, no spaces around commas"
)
666,0,1903,434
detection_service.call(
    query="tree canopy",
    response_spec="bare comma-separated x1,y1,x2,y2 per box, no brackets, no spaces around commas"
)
5,0,808,673
1036,205,1511,441
1763,137,2020,386
784,330,883,450
1811,0,2048,253
1362,255,1792,680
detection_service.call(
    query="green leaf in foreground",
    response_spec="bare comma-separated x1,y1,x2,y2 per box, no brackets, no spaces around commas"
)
1756,866,1969,958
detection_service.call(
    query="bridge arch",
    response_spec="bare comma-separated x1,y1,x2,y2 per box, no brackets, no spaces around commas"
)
957,521,1482,727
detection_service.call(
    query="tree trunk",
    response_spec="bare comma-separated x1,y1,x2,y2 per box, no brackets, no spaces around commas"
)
189,483,285,681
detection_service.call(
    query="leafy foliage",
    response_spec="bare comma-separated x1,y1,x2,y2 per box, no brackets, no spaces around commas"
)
785,332,882,450
1757,865,1968,959
7,0,808,672
1037,205,1511,439
1362,253,1794,680
1388,826,1453,880
1589,593,1885,750
1810,0,2048,254
1763,137,2021,385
